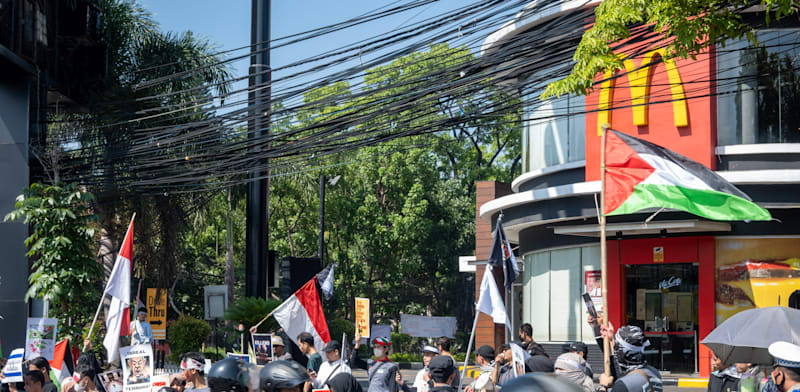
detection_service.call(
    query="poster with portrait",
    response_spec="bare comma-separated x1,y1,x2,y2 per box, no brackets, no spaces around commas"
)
99,369,124,392
25,318,58,360
120,344,153,392
715,238,800,325
584,271,603,313
252,334,273,365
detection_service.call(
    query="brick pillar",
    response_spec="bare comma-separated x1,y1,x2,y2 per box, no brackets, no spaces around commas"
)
474,181,513,352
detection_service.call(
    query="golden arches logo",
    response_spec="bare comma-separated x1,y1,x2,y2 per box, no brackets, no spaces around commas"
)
597,48,688,135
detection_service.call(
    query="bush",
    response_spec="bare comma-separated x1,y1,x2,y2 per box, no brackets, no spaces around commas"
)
167,316,211,362
390,333,413,354
224,297,281,333
328,318,355,344
389,353,422,363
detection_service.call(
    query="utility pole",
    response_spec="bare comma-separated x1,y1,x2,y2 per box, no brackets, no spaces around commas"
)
245,0,270,300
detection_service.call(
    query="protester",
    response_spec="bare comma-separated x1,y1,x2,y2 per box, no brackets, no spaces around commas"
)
207,358,259,392
180,352,208,392
492,344,521,387
351,333,399,392
706,353,739,392
272,337,292,361
130,308,153,345
296,332,322,374
596,324,662,392
768,341,800,392
435,337,460,388
25,370,45,392
325,373,363,392
28,357,57,392
259,360,311,392
427,356,457,392
497,373,582,392
518,324,549,359
467,345,495,392
413,345,440,392
169,374,187,392
74,363,99,392
312,341,351,389
554,352,594,392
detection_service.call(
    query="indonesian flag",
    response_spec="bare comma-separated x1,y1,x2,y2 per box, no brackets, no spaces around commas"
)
103,217,134,362
49,339,75,384
605,130,771,221
272,278,331,352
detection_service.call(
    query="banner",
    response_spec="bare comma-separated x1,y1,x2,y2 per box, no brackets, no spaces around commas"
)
370,325,391,343
2,348,24,383
252,334,273,365
25,318,58,360
354,298,370,340
399,314,456,338
149,374,169,392
145,289,167,340
120,345,153,392
226,353,250,363
99,369,124,392
584,271,603,313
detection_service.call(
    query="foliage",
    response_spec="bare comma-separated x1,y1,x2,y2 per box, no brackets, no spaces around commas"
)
82,322,107,362
167,316,211,361
388,353,422,363
328,318,355,344
543,0,799,98
4,183,101,337
223,297,281,333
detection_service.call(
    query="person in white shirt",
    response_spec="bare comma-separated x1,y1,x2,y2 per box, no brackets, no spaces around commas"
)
130,308,153,345
468,345,496,392
412,345,439,392
311,340,351,389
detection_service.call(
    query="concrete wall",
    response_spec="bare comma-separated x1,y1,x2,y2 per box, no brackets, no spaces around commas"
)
0,60,31,353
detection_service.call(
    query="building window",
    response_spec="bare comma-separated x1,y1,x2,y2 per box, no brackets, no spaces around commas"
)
717,29,800,145
522,80,585,173
522,245,599,342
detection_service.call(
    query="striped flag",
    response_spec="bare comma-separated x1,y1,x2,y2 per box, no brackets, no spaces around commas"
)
272,278,331,352
103,217,134,363
605,130,771,221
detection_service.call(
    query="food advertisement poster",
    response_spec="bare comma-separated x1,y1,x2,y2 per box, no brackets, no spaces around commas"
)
715,238,800,325
25,318,58,360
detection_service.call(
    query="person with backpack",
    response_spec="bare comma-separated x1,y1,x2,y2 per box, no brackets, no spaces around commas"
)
311,341,351,389
351,332,400,392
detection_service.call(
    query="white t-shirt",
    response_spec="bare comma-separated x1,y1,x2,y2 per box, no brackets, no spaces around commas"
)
412,368,430,392
313,359,352,389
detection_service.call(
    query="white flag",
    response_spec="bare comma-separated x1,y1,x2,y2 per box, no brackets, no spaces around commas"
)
476,266,510,325
103,217,134,363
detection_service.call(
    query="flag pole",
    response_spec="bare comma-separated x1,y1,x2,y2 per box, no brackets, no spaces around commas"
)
458,301,481,392
600,125,611,376
84,213,136,351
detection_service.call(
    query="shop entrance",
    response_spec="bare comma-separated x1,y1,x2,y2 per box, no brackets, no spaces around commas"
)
625,263,699,373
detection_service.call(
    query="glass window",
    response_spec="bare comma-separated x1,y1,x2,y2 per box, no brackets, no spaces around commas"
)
717,29,800,145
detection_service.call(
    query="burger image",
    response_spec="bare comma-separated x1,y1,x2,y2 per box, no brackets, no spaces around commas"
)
716,258,800,324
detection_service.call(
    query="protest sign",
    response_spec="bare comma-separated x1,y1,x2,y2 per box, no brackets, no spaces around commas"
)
399,314,456,338
149,374,168,392
370,325,391,344
2,348,24,383
252,334,273,365
584,270,603,313
120,345,153,392
354,298,370,341
509,343,529,377
99,369,124,392
146,289,167,340
25,318,58,360
226,353,250,363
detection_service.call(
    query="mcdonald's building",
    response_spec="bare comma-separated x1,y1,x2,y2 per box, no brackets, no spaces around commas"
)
474,1,800,378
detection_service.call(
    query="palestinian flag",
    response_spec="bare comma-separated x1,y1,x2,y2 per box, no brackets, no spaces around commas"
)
605,130,771,221
49,339,74,385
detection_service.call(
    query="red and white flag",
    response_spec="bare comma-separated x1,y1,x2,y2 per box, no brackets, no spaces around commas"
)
103,217,134,362
272,278,331,352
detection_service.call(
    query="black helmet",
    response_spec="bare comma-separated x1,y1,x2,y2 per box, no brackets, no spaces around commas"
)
259,360,309,392
208,358,259,392
500,374,581,392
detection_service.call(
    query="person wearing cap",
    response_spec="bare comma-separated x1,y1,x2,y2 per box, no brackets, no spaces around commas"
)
435,337,460,388
596,323,661,392
312,341,352,389
130,307,153,346
492,344,521,388
467,345,496,392
352,332,400,392
769,341,800,391
427,356,457,392
412,345,440,392
272,336,292,361
180,352,208,392
566,342,592,378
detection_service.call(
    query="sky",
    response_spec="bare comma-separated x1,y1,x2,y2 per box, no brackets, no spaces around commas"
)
140,0,476,110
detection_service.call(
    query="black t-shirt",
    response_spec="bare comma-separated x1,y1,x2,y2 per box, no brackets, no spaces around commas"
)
43,382,58,392
610,366,662,392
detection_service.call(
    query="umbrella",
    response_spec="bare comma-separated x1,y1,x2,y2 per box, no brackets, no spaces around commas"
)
702,306,800,365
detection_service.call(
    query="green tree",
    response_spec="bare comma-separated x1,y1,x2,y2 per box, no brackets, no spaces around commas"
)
4,183,100,337
543,0,798,98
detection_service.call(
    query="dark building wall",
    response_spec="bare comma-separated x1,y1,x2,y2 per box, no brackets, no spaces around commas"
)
0,60,30,353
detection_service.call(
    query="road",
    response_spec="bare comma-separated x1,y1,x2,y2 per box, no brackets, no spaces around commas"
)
351,369,705,391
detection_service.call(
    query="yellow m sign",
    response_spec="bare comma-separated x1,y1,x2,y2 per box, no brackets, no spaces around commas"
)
597,48,689,135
